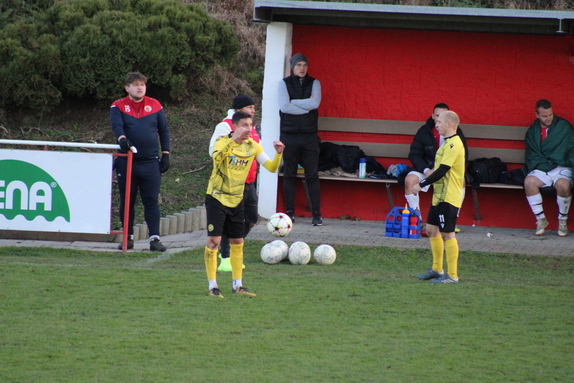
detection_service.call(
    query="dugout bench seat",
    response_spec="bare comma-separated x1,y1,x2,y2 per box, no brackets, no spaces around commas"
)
290,116,527,222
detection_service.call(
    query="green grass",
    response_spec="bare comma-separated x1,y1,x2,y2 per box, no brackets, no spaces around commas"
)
1,244,573,382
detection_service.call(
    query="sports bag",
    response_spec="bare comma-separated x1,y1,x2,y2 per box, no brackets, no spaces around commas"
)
466,157,507,189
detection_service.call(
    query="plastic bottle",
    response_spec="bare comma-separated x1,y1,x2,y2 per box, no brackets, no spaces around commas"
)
401,205,410,238
408,209,420,239
358,158,366,178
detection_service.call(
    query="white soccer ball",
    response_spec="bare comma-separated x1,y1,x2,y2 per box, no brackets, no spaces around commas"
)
288,241,311,265
267,213,293,237
313,244,337,265
260,242,285,264
271,239,289,260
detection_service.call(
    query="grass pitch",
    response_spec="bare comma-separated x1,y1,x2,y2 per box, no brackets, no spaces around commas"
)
1,244,573,382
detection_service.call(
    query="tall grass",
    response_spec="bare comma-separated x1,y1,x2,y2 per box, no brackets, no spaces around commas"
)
1,243,573,382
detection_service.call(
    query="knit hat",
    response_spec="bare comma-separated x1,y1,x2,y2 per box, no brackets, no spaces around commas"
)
290,53,308,70
232,94,255,110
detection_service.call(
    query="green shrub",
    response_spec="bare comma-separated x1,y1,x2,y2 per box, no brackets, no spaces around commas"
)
0,21,62,111
0,0,239,112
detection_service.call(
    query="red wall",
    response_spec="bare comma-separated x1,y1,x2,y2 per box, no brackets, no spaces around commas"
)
293,25,574,125
282,25,574,229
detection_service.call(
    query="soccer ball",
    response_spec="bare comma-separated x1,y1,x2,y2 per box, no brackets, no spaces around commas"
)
267,213,293,237
313,244,337,265
271,239,289,261
260,241,285,264
288,241,311,265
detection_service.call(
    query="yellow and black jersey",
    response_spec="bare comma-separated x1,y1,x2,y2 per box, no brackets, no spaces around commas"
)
207,136,265,208
432,135,465,207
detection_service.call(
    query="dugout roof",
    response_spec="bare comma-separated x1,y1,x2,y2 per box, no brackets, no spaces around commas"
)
253,0,574,35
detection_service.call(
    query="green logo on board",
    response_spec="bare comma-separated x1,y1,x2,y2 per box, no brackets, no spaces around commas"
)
0,160,70,222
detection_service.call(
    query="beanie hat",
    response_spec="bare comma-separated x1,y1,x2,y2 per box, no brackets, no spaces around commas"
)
232,94,255,110
290,53,308,70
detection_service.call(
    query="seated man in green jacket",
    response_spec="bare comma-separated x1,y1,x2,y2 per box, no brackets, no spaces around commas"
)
524,99,574,237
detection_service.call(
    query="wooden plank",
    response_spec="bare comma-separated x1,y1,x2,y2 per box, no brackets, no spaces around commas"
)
462,124,527,140
319,117,419,135
292,173,399,183
476,183,523,189
319,117,527,140
297,173,521,190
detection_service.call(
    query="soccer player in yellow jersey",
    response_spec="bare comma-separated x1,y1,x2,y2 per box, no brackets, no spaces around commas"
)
204,111,284,297
412,111,465,284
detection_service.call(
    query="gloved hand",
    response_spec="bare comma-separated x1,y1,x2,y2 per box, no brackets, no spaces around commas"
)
118,137,133,152
160,153,170,173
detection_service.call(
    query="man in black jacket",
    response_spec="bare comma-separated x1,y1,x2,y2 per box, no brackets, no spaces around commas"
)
404,103,467,215
278,53,322,226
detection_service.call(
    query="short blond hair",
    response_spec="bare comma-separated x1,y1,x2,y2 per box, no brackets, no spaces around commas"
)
441,110,460,128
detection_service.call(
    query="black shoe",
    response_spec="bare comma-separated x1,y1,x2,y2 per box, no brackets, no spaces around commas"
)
150,238,166,252
286,210,295,223
312,213,323,226
118,239,134,250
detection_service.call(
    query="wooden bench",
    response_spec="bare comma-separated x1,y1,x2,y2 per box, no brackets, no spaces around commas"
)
294,117,527,222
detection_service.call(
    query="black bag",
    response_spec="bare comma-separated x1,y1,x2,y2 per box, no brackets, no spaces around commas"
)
466,157,507,189
499,168,526,186
337,145,365,173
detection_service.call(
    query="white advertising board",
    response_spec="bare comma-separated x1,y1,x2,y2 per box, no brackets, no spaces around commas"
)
0,149,114,234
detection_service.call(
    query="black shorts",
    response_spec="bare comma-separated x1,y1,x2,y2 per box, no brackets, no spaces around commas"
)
427,202,459,233
205,195,245,239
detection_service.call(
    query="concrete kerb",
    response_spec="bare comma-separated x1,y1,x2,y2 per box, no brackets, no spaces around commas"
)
114,205,207,243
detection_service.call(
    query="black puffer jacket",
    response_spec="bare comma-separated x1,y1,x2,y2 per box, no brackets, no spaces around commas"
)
408,116,468,173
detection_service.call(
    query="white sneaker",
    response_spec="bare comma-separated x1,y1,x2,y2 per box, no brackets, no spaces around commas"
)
535,217,549,236
558,219,568,237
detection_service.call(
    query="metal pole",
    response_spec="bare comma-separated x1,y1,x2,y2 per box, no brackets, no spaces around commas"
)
0,139,120,150
121,150,135,252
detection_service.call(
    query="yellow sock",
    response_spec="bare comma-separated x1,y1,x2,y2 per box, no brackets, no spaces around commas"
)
430,236,444,272
230,242,244,281
445,238,459,279
204,246,218,282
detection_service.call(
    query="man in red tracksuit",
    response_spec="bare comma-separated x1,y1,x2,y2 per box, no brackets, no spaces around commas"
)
111,72,171,252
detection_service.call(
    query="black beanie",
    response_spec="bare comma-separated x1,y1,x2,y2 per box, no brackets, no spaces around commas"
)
232,94,255,110
290,53,308,70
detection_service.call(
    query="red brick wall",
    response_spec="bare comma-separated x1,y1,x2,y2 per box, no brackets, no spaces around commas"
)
293,25,574,125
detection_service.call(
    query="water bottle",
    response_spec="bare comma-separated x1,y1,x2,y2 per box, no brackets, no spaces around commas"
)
358,158,366,178
401,205,410,238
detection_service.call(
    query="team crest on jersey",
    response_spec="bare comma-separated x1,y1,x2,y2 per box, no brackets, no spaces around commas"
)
124,105,131,112
144,105,152,112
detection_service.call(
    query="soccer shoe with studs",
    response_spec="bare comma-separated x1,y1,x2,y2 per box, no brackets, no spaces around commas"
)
218,256,232,272
217,254,245,271
535,217,549,236
416,268,444,280
117,239,134,250
431,274,459,284
150,238,166,252
232,287,257,296
558,219,568,237
209,288,224,298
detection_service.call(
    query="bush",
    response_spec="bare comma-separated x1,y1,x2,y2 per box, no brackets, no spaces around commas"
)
0,0,239,112
0,21,62,112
